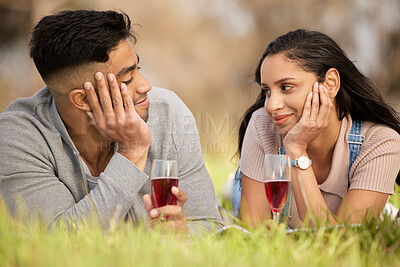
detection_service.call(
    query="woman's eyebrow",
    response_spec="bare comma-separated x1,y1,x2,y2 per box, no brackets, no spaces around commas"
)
261,77,296,87
274,77,296,84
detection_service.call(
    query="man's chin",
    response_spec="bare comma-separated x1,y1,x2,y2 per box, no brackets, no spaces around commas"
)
141,113,148,122
139,108,149,122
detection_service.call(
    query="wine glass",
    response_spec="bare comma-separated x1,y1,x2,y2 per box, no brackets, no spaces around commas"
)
263,154,291,224
150,160,179,213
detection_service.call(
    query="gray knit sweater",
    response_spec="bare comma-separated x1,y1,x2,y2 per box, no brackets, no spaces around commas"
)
0,86,223,235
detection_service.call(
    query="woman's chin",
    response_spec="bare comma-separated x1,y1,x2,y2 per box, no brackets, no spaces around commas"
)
276,127,289,137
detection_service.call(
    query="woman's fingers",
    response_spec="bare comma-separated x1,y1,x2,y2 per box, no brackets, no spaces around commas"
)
302,86,313,120
310,82,319,121
317,84,334,128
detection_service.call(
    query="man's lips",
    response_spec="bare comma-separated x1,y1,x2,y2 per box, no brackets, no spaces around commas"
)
134,97,149,106
273,114,293,126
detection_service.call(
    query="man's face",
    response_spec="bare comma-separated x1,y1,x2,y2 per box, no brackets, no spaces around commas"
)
102,40,152,121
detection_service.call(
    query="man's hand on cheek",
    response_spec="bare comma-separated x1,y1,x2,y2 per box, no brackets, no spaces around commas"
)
84,72,151,170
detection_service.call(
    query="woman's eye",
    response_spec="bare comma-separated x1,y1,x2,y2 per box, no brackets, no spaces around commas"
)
282,85,293,91
122,77,133,84
262,88,271,96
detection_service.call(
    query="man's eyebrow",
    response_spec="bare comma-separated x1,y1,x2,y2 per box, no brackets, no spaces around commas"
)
116,53,140,79
116,63,136,79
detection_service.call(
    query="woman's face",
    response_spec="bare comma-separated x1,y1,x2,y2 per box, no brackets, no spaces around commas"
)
260,53,318,136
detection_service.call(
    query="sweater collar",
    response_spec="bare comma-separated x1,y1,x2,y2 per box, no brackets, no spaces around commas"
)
49,93,79,155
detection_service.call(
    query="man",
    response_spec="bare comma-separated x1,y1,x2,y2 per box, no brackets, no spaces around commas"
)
0,10,222,236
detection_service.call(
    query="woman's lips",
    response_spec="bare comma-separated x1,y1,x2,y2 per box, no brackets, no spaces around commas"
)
273,114,292,126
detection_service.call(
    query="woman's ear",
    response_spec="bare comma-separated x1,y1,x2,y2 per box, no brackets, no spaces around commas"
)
323,68,340,98
68,89,91,111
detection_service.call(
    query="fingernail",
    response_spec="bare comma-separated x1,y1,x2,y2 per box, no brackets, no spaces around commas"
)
84,82,91,90
314,82,318,90
308,91,313,98
95,73,102,81
120,83,126,91
150,210,158,218
171,186,179,194
324,86,328,93
107,74,114,82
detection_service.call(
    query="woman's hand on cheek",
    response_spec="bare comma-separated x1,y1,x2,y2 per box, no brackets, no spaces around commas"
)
283,82,334,151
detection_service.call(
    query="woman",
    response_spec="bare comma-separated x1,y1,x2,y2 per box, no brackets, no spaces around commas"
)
238,29,400,228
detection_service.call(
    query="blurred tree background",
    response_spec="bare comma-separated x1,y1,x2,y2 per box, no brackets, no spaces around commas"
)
1,0,400,173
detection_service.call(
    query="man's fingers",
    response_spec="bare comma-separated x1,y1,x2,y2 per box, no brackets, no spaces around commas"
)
84,81,105,124
143,194,154,214
95,72,114,118
120,83,138,119
108,73,125,119
150,205,183,220
172,186,187,208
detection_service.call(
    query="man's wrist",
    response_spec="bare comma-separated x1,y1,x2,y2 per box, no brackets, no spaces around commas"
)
118,147,148,171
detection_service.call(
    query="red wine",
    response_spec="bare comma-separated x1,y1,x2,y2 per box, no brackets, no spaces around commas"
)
151,177,179,208
264,180,290,213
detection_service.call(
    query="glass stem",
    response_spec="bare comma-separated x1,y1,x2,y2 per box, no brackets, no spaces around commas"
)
272,211,280,223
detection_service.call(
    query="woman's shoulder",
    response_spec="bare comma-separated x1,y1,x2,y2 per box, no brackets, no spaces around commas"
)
362,121,400,145
358,120,400,160
248,108,275,136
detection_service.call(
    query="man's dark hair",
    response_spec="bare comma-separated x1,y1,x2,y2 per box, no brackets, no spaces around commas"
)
29,10,136,82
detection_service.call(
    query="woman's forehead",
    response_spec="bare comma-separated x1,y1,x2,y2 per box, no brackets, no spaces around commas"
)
260,54,310,83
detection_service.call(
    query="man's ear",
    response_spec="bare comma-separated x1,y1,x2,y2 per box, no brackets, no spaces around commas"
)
68,89,91,111
322,68,340,98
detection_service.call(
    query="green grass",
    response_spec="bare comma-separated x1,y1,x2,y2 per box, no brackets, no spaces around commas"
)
0,155,399,267
1,203,399,267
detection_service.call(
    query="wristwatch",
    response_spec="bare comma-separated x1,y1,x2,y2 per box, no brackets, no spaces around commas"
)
291,155,312,170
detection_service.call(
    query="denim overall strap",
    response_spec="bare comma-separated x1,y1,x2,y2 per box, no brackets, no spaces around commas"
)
347,120,364,189
232,167,242,217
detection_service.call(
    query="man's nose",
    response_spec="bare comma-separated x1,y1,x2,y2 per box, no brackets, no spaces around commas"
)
135,72,151,94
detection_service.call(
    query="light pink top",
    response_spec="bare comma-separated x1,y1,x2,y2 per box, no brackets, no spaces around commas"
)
239,108,400,228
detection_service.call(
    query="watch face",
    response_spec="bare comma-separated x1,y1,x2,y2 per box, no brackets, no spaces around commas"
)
298,156,310,169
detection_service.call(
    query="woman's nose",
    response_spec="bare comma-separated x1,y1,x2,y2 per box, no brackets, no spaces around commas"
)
265,92,284,113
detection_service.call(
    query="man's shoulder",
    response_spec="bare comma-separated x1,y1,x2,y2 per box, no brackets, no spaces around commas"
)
0,87,53,135
0,87,52,119
148,87,179,100
148,87,191,115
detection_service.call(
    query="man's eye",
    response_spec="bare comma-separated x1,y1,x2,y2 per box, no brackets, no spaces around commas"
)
122,77,133,84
